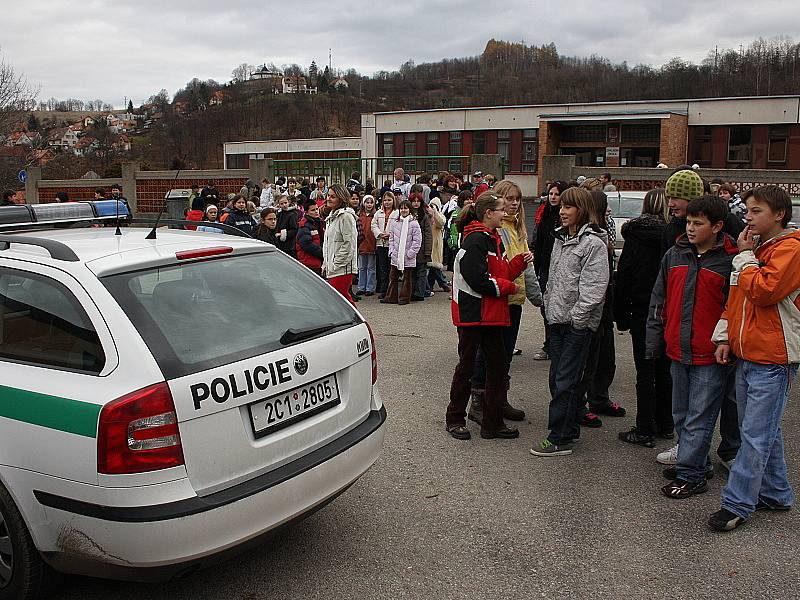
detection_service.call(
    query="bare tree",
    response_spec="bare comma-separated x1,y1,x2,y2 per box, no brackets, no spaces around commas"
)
0,51,38,133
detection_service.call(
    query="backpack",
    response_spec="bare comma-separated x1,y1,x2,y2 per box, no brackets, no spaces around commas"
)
447,208,461,250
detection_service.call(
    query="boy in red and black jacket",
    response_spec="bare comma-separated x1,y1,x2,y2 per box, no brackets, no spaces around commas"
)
646,196,737,499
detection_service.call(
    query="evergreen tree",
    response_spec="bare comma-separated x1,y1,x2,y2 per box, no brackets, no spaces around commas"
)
127,99,134,113
26,113,40,131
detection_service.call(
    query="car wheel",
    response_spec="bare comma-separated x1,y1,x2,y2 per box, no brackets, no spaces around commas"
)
0,483,57,600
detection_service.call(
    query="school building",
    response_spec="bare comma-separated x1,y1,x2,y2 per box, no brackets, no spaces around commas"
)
224,95,800,196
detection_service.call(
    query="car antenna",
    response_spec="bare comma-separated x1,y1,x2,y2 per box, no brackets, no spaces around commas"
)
114,188,122,236
145,168,181,240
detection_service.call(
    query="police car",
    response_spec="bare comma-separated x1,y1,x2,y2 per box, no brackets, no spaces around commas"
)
0,202,386,598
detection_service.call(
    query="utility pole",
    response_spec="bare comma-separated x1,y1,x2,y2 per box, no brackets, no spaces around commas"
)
329,49,332,73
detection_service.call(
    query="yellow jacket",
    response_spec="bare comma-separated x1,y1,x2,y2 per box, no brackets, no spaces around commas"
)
498,214,541,306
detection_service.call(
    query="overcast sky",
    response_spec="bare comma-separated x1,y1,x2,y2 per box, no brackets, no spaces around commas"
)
2,0,797,109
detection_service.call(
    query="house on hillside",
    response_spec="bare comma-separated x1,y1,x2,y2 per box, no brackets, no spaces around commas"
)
112,134,131,152
47,127,79,149
83,116,96,128
5,131,36,147
332,77,349,90
282,75,318,94
210,90,226,106
73,136,100,156
250,65,283,82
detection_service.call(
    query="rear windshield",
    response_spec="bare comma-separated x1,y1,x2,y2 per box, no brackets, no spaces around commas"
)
101,251,360,379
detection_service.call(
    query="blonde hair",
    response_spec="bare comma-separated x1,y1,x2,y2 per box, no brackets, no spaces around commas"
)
580,177,604,191
492,179,527,240
642,188,670,222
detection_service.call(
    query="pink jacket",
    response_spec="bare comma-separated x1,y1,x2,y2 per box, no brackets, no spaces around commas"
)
388,216,422,269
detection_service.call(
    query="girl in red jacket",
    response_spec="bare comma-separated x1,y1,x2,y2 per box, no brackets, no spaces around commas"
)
445,192,532,440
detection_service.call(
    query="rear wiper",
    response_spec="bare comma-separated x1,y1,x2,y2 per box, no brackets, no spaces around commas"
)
279,323,338,345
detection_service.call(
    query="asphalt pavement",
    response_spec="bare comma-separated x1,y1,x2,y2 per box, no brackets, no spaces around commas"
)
54,291,800,600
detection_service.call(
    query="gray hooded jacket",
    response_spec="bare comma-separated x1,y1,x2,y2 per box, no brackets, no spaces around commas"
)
543,223,610,332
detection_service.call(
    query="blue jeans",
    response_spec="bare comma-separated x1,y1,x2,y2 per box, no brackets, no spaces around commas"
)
721,361,798,518
547,324,592,444
357,254,376,293
427,267,449,290
413,263,429,299
671,362,730,483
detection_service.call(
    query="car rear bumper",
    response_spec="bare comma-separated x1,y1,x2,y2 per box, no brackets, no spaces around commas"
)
36,406,386,580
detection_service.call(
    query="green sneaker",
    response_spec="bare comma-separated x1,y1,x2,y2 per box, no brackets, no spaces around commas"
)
529,439,573,457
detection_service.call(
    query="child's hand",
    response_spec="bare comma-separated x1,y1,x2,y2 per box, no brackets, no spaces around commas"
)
737,226,755,252
522,251,534,264
715,343,731,365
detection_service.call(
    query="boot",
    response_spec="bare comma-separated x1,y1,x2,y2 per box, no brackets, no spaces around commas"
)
503,401,525,421
380,267,399,303
467,389,484,424
398,268,413,305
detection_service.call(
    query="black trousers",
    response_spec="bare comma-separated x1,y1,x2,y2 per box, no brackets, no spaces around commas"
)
447,326,508,433
471,304,522,390
630,307,673,436
575,319,617,414
375,246,390,294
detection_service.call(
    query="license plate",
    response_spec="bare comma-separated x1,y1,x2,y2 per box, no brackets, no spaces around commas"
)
249,375,340,438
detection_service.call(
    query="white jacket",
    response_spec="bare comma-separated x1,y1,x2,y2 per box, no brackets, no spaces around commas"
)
371,208,398,248
323,207,358,278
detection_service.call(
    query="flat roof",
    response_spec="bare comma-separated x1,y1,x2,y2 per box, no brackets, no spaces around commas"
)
370,95,800,116
224,137,360,145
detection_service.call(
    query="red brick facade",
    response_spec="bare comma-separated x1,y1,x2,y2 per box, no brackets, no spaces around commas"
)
136,178,247,213
659,114,688,167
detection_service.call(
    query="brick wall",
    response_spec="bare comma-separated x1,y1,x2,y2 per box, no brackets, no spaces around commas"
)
135,177,248,213
659,114,688,167
38,187,105,203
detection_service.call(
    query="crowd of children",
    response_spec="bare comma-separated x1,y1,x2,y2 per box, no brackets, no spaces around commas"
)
186,167,798,533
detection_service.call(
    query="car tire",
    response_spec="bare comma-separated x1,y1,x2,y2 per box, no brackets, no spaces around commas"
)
0,482,57,600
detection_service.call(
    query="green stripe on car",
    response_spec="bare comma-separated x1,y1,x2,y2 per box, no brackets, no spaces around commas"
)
0,385,100,438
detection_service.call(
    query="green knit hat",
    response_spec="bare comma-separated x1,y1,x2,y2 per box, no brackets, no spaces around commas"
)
665,169,704,201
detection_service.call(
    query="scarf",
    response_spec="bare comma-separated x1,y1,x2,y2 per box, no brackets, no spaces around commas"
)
397,215,411,271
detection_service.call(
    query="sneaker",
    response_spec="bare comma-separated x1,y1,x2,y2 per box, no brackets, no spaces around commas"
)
532,350,549,361
656,444,679,465
579,412,602,428
618,427,656,448
662,478,708,499
480,427,519,440
656,428,675,440
755,497,792,511
662,465,714,480
719,457,735,472
530,439,574,457
709,508,747,531
425,291,434,297
592,402,626,417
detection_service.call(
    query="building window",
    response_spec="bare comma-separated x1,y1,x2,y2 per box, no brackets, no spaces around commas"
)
621,123,660,143
497,130,510,163
426,132,438,156
472,131,486,155
381,134,394,173
561,124,607,143
404,133,417,173
227,153,248,169
521,129,538,173
693,127,712,166
448,132,463,172
728,126,752,163
768,126,789,163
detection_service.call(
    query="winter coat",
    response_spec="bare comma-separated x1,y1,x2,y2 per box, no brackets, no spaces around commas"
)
661,213,744,257
646,233,737,365
544,224,610,332
295,214,324,269
388,216,422,269
428,198,446,269
220,208,256,236
185,209,204,230
712,229,800,365
498,214,542,306
451,221,527,327
533,201,560,293
322,206,358,278
255,226,280,247
415,208,433,265
614,214,666,329
371,208,398,248
358,211,377,255
275,206,299,256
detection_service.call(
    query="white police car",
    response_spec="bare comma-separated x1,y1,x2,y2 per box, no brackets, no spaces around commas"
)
0,202,385,598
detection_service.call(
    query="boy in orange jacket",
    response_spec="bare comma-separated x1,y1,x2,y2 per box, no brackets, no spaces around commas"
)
710,186,800,531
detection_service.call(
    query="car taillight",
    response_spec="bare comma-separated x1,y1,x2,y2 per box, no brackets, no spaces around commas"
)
366,322,377,384
97,382,185,475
